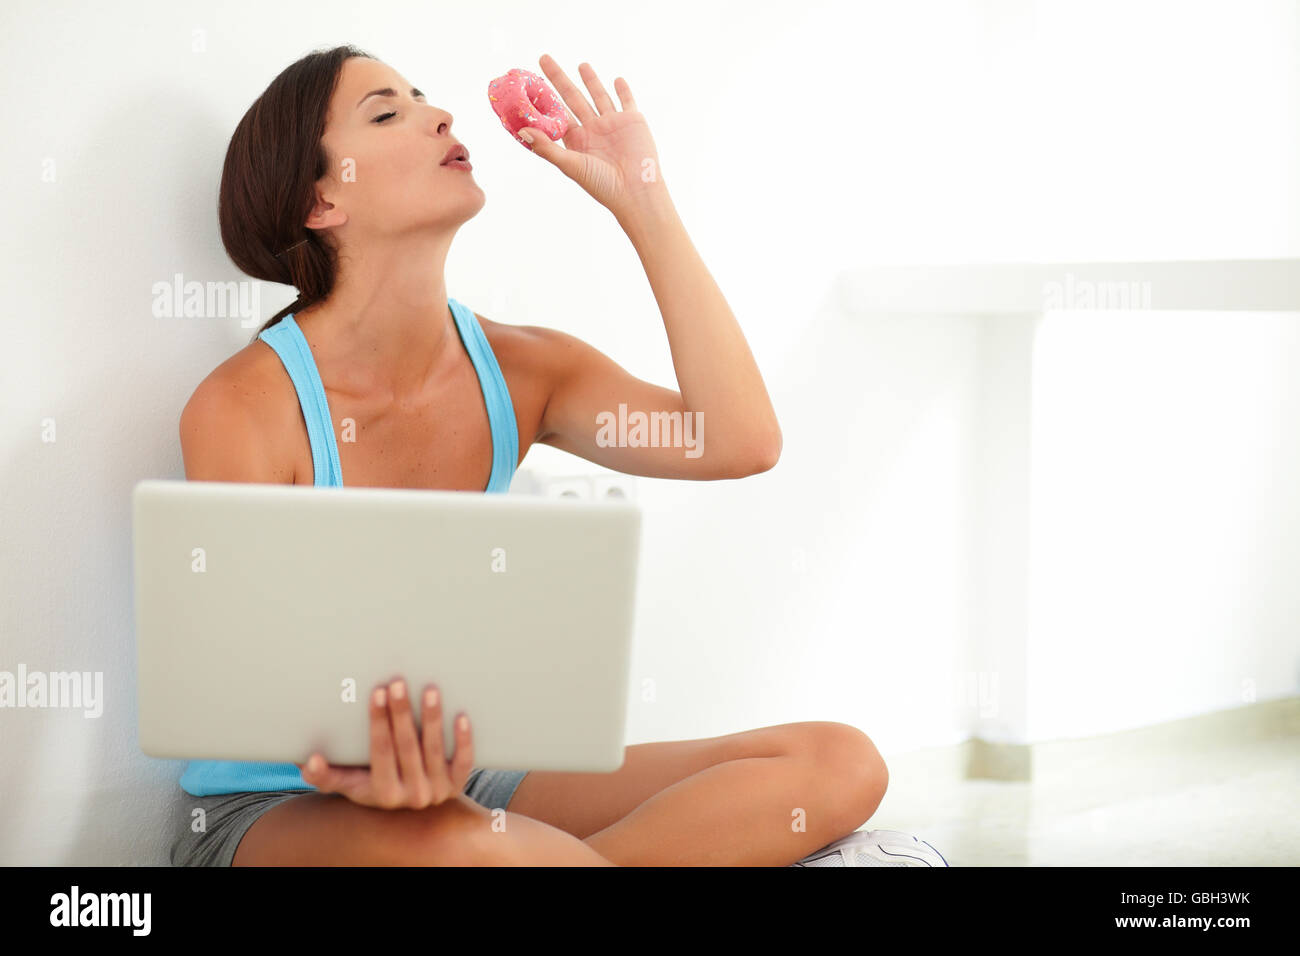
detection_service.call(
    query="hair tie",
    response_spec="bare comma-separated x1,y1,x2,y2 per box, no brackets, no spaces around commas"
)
274,237,308,259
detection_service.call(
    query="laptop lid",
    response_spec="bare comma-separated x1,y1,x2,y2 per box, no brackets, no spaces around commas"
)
132,479,641,772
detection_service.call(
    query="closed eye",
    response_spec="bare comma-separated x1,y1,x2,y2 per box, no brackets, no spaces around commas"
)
373,111,396,123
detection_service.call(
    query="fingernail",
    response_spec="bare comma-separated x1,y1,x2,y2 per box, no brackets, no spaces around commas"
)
518,128,534,144
425,687,438,708
375,687,386,707
458,714,469,732
390,679,405,700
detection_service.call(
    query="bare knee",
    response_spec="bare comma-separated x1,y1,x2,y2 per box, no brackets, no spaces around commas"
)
411,795,612,867
404,794,516,866
802,721,889,830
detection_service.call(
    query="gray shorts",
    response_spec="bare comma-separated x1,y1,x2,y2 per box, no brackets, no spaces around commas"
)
169,767,529,867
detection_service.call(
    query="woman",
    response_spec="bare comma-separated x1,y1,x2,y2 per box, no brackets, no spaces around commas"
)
171,44,941,867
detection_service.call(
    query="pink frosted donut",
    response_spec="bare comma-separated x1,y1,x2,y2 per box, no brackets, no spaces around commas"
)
487,68,570,149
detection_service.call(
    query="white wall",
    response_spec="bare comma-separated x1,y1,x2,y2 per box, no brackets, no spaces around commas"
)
1,0,1296,864
1027,309,1300,739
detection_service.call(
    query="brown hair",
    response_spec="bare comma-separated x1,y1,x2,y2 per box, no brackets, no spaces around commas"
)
218,44,376,340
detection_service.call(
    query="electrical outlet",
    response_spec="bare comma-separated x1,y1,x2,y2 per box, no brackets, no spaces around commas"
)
541,475,593,500
592,474,637,502
511,470,634,501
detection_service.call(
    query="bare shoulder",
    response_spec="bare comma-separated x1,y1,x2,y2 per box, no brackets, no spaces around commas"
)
473,311,594,378
472,310,571,384
473,311,551,355
185,338,294,414
179,338,301,483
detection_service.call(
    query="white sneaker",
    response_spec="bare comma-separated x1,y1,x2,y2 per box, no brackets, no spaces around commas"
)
791,829,950,867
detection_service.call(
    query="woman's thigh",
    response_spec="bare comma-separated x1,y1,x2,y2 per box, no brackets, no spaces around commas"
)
506,723,805,839
229,790,498,866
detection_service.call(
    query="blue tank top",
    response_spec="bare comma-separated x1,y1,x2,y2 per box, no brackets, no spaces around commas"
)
178,297,519,796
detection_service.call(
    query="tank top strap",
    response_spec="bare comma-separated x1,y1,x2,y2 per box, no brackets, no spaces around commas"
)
257,314,344,487
448,297,519,492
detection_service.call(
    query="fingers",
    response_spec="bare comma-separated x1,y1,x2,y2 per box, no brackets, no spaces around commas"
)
420,685,452,799
577,61,616,115
538,53,598,125
386,679,433,806
367,684,401,803
301,679,476,810
561,102,581,136
518,125,582,181
418,686,473,801
299,752,367,798
613,76,636,113
448,711,475,792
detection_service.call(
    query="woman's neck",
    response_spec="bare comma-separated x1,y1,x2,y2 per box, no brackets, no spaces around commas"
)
292,236,459,399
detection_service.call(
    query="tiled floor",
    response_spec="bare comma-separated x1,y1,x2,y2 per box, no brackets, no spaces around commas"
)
871,725,1300,866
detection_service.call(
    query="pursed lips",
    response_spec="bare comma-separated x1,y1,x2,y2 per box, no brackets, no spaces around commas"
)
440,143,470,165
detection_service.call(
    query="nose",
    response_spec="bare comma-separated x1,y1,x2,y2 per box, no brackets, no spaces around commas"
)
425,106,453,136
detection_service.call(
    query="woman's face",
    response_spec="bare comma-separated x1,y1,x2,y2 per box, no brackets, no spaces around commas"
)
312,56,484,245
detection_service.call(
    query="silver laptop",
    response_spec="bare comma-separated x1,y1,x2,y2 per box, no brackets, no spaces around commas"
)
132,479,641,772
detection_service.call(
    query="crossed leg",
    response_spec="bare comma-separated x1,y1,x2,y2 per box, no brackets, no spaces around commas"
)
498,720,889,866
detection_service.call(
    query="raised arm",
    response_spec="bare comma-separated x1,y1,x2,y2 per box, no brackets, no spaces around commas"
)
522,323,768,480
518,55,783,480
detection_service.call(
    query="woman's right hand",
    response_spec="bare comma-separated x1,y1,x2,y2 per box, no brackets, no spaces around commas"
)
296,678,474,809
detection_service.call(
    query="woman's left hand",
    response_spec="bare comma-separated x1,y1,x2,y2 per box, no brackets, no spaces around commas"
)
518,54,666,220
